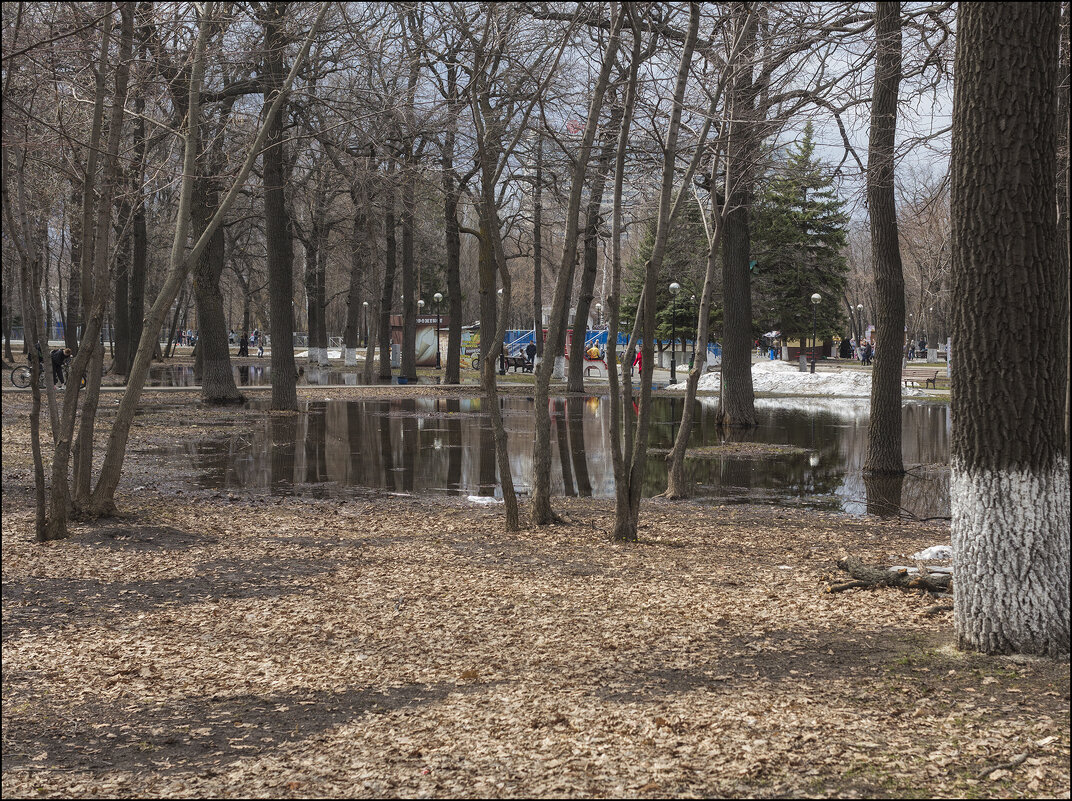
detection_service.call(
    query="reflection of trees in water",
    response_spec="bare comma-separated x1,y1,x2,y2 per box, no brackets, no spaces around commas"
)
269,413,298,492
181,397,950,517
303,403,329,488
553,399,574,497
864,473,905,517
477,406,496,496
902,465,951,519
401,408,418,493
379,400,395,492
446,398,463,491
567,397,592,497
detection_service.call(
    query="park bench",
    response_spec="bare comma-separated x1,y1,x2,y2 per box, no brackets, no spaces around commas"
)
902,366,940,389
584,359,607,378
504,355,533,373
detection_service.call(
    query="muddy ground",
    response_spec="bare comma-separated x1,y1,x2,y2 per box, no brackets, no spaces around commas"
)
1,386,1068,798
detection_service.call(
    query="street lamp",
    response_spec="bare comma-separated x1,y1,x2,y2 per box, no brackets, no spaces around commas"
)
810,293,822,374
362,301,369,347
669,281,681,382
594,302,602,328
433,292,443,369
497,287,505,375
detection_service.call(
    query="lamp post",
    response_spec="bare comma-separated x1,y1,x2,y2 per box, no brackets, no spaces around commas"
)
669,281,681,382
362,301,369,347
856,303,864,346
433,292,443,369
594,302,602,328
690,295,697,368
497,287,505,375
810,293,822,373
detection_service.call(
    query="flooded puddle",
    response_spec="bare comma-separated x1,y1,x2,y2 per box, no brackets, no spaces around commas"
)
172,396,951,518
145,364,445,387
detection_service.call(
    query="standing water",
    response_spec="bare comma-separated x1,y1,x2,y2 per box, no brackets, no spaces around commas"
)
173,396,950,518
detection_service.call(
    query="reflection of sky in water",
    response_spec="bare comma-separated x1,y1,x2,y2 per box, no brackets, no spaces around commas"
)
176,396,951,519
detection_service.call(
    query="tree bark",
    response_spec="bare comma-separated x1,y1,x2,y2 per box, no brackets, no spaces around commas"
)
717,6,759,429
400,166,417,380
378,169,397,380
263,1,298,411
65,183,82,350
532,132,544,359
864,1,906,475
71,0,135,509
531,6,625,525
614,3,700,540
88,2,328,520
112,197,131,376
566,108,619,393
950,1,1069,657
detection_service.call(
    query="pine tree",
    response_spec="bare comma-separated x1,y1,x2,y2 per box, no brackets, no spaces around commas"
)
621,204,719,345
753,122,849,341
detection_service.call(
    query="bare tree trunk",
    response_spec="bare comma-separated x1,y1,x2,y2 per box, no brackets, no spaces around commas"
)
566,108,619,393
113,197,131,375
607,10,644,537
666,157,729,498
531,6,625,525
950,1,1069,657
72,0,135,510
342,175,370,367
864,1,906,476
442,60,463,384
477,225,519,531
88,2,328,519
1058,2,1070,441
263,1,298,411
378,170,397,380
443,164,462,383
400,166,418,380
65,183,82,351
532,132,544,359
613,4,700,540
193,217,242,403
717,7,759,429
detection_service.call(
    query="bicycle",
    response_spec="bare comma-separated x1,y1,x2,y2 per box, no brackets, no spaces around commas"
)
10,360,86,389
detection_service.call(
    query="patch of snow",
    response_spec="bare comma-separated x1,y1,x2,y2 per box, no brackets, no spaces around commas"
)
467,495,503,505
911,545,952,560
667,360,928,398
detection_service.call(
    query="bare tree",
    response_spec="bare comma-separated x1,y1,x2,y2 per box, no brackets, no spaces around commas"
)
864,1,906,476
949,1,1068,657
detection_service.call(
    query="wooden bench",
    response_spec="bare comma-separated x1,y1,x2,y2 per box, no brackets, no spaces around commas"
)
504,355,533,373
902,367,940,389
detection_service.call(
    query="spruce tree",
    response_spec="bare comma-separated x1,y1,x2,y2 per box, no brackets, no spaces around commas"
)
753,122,849,342
621,204,718,345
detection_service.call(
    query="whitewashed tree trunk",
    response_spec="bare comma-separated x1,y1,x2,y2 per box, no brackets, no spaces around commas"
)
949,2,1069,657
344,347,357,366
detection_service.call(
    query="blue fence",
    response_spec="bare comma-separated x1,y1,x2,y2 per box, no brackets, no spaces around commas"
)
503,329,721,357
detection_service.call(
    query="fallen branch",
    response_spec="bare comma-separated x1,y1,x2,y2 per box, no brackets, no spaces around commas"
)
921,603,954,617
977,752,1028,779
825,557,952,594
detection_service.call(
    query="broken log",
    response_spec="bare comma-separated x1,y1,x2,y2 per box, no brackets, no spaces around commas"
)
826,557,952,594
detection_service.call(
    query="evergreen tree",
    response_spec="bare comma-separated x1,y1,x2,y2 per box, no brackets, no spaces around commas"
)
621,203,720,346
752,122,849,341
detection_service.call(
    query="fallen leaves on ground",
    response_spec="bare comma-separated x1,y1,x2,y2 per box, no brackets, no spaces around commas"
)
1,390,1068,799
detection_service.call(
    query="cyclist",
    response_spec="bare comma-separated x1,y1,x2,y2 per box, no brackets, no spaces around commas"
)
51,347,72,387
